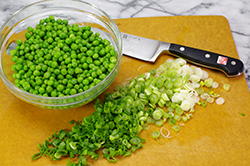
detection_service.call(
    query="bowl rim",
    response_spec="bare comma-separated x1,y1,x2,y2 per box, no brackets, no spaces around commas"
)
0,0,122,102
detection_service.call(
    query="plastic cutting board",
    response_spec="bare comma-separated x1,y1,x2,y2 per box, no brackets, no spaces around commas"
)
0,16,250,166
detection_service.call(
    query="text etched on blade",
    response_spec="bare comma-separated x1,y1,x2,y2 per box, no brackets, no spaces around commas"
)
122,34,141,41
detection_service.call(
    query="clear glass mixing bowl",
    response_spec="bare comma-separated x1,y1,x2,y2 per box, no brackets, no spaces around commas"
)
0,0,122,110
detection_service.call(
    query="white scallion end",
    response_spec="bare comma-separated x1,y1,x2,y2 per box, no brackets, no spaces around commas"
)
210,93,220,98
166,58,174,63
137,65,147,74
223,84,230,91
206,97,214,103
181,65,194,76
202,70,209,80
175,58,187,66
216,97,225,105
200,93,210,100
170,61,180,70
160,127,171,138
156,68,163,76
194,68,203,78
126,76,133,80
180,99,193,111
212,82,219,89
184,83,195,91
204,78,213,87
192,82,201,88
190,75,201,83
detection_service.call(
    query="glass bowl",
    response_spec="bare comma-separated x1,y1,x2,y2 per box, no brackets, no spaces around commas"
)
0,0,122,110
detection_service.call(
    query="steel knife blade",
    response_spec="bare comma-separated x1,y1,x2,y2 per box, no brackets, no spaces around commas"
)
121,32,244,77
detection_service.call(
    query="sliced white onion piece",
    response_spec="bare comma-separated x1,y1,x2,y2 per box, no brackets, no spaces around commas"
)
212,82,219,89
175,58,187,66
160,127,171,138
194,67,203,78
200,93,210,100
216,97,225,105
181,65,194,76
190,75,201,83
207,97,214,103
137,65,147,74
202,70,209,80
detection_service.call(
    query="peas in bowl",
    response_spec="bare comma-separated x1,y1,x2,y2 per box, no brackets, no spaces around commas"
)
0,0,122,110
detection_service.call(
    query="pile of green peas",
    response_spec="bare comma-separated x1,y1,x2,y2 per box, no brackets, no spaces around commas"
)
10,15,118,97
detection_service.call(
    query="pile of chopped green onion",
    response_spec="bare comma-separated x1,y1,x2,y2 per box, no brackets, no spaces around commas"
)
32,58,228,165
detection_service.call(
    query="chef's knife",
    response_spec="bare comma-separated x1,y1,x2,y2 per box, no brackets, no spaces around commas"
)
121,32,244,77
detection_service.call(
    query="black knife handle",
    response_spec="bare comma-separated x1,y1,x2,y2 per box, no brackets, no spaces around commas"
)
168,44,244,77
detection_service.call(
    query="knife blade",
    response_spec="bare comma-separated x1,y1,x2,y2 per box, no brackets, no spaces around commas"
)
121,32,244,77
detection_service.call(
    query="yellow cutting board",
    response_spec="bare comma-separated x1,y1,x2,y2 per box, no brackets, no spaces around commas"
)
1,16,250,166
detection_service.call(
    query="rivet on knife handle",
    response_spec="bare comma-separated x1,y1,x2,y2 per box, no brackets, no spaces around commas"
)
168,44,244,77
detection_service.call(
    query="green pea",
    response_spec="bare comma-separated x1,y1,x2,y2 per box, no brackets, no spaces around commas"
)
15,63,23,71
82,79,89,85
94,78,101,85
80,47,87,53
56,18,62,24
75,67,82,74
16,39,23,46
68,68,74,75
62,19,68,25
10,49,17,56
91,72,97,78
88,76,93,83
33,70,40,76
71,43,78,50
61,68,67,75
51,61,58,68
60,78,67,84
57,84,64,92
72,62,78,68
71,53,77,59
92,53,99,59
94,60,101,66
70,89,77,95
23,82,31,91
63,45,70,52
52,69,59,76
71,78,78,85
109,63,115,69
66,74,73,80
99,74,106,80
46,86,53,93
82,63,88,69
92,40,99,46
53,81,59,88
47,80,54,86
86,50,94,57
64,88,70,95
35,79,43,85
51,90,57,97
27,26,33,32
72,24,79,32
104,39,111,46
99,49,105,56
25,32,32,39
39,87,45,94
110,56,117,63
